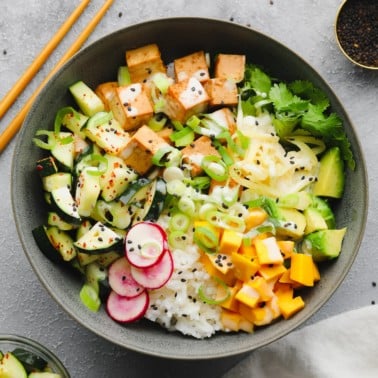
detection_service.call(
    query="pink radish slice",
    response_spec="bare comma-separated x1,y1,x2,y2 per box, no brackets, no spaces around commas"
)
125,221,167,268
130,250,174,289
108,257,145,298
106,290,149,323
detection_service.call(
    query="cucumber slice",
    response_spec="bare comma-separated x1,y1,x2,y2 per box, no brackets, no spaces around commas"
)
99,155,138,202
50,186,81,225
47,211,76,231
11,348,47,373
36,156,58,178
91,200,133,230
0,352,27,378
42,172,72,192
28,373,62,378
69,81,105,116
74,222,123,254
84,112,130,155
75,169,101,217
48,131,75,171
62,107,89,139
45,226,77,262
119,177,151,205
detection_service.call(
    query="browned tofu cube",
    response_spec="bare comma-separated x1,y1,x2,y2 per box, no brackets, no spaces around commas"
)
214,54,246,83
204,78,238,107
119,125,169,175
181,135,220,176
125,43,166,83
115,83,154,131
174,51,210,83
95,82,119,111
164,77,209,123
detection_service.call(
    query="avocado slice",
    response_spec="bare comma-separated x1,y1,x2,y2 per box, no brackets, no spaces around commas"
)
276,208,306,239
309,195,336,228
302,228,347,261
0,352,27,378
277,191,312,211
304,207,328,234
313,147,345,198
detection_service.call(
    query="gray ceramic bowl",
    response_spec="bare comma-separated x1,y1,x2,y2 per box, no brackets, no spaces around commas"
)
12,18,368,359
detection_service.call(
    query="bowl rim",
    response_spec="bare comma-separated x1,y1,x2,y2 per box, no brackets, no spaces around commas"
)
11,16,369,359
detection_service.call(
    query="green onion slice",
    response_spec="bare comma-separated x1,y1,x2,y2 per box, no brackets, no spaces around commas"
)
170,127,195,147
193,226,219,254
82,154,108,176
201,155,228,182
79,283,101,312
168,230,188,249
198,277,230,305
169,211,191,232
152,146,182,167
117,66,131,86
206,210,245,232
32,130,56,150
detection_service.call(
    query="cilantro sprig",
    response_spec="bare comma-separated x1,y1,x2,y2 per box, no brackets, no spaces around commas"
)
239,65,355,170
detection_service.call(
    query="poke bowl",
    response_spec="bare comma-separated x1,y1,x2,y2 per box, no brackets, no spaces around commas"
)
11,18,368,359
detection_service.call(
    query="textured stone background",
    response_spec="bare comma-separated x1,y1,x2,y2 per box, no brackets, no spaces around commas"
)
0,0,377,377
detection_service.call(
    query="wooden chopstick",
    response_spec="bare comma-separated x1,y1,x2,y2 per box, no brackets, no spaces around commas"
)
0,0,90,119
0,0,114,153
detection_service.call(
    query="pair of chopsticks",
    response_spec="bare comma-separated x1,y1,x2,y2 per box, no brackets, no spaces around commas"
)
0,0,114,153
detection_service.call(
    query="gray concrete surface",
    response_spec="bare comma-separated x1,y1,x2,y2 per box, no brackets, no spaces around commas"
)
0,0,377,377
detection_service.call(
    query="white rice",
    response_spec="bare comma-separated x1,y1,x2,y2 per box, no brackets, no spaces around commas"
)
144,217,223,339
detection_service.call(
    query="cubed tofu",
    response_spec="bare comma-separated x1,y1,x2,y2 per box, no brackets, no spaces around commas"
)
174,51,210,82
164,77,209,123
115,83,154,131
181,135,220,176
119,125,169,175
214,54,246,83
125,43,166,83
95,82,119,111
204,78,238,107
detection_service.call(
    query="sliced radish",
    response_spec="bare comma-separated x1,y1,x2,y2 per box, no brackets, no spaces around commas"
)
125,221,167,268
106,290,149,323
108,257,145,298
130,250,174,289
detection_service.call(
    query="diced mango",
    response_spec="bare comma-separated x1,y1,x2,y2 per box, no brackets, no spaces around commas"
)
239,241,257,257
239,317,254,333
254,236,284,265
278,295,305,319
277,240,295,259
235,282,260,308
249,276,274,302
207,252,233,275
245,208,268,231
258,264,287,281
231,252,260,282
313,260,321,282
199,253,235,286
251,305,274,326
290,253,315,287
274,282,294,301
219,229,243,254
238,302,255,322
218,281,242,312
